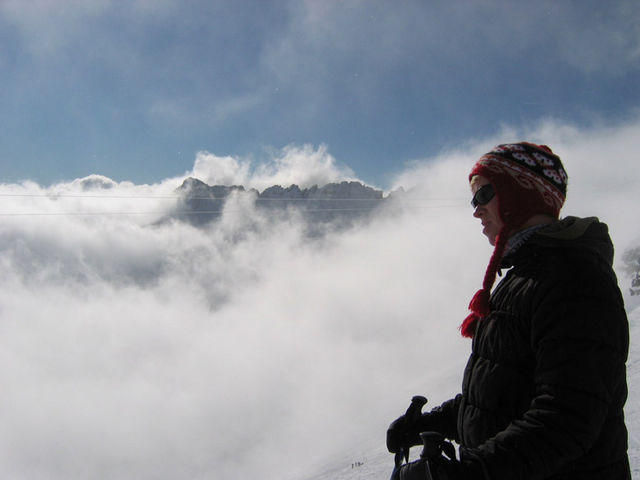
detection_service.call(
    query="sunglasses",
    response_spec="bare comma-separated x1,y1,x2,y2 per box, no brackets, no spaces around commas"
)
471,184,495,208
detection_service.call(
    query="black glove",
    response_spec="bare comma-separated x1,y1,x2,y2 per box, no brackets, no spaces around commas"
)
391,448,483,480
387,412,437,453
391,456,473,480
388,395,461,454
391,432,484,480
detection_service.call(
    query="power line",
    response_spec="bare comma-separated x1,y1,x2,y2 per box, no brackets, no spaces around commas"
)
0,193,394,202
0,200,467,217
0,193,179,199
0,185,474,217
0,191,469,202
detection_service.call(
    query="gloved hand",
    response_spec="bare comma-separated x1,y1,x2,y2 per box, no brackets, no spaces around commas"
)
387,412,437,453
391,451,484,480
391,431,484,480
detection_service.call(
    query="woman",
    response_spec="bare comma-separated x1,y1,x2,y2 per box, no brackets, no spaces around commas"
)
388,143,630,479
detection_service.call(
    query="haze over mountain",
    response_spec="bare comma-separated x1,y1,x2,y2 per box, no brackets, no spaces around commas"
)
173,177,397,230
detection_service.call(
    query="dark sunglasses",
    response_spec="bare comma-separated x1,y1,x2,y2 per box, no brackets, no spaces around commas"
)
471,184,495,208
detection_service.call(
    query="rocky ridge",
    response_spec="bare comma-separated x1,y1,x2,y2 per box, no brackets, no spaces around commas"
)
174,177,391,227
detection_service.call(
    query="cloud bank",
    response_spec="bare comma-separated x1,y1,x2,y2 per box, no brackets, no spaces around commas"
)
187,143,356,191
0,118,639,479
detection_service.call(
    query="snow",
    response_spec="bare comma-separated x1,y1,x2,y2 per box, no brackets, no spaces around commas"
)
627,306,640,477
296,304,640,480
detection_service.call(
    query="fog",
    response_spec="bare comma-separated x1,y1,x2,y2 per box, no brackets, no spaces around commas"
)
1,119,638,479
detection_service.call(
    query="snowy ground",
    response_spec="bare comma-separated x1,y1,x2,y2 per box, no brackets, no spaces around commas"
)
627,304,640,477
299,304,640,480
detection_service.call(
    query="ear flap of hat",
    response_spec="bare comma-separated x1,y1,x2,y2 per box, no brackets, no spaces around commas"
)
460,227,509,338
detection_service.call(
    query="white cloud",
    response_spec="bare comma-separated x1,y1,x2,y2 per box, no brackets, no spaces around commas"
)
261,0,640,99
0,118,639,478
182,144,357,191
188,151,252,187
0,146,474,479
0,0,112,54
394,115,640,254
553,1,640,74
252,144,356,190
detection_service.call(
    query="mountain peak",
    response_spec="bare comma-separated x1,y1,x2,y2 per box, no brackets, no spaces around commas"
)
173,178,388,228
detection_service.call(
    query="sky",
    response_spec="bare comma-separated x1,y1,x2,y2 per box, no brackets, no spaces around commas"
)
1,0,639,189
1,1,640,479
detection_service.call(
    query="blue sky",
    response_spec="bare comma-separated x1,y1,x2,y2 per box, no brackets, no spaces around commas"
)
1,3,640,477
1,0,639,188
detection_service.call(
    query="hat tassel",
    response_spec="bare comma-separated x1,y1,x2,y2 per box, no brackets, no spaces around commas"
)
460,288,490,338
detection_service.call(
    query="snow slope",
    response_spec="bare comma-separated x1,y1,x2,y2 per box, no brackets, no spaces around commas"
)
299,304,640,480
627,304,640,477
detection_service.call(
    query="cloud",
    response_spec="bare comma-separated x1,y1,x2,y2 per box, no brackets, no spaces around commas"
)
552,1,640,74
0,145,474,479
393,114,640,253
0,0,180,56
251,144,356,190
0,0,111,55
187,152,252,187
262,0,640,97
6,0,638,76
182,144,357,191
0,117,639,479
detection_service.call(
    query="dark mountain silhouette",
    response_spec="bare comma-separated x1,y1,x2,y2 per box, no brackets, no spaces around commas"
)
173,177,394,228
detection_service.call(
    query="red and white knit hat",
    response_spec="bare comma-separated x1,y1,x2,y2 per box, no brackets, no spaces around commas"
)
460,142,568,338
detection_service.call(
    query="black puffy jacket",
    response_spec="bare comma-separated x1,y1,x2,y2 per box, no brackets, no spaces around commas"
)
432,217,630,479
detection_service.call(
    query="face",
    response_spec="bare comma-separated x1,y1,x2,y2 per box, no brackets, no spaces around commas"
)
470,175,504,246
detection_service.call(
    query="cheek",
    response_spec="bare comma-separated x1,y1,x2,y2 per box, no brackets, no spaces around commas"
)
488,205,504,227
488,201,501,220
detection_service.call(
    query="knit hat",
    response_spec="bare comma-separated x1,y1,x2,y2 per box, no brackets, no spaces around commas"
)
460,142,568,338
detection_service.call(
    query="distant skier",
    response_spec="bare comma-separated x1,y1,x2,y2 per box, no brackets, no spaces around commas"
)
387,143,630,479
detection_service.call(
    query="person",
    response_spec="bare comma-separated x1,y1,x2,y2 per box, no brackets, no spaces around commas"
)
387,142,630,479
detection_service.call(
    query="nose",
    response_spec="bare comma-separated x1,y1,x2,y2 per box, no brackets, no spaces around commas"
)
473,206,483,218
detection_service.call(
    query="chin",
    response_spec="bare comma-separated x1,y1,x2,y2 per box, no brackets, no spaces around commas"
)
484,231,497,246
482,228,497,246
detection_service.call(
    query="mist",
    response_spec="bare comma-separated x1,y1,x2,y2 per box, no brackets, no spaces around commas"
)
1,119,639,479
